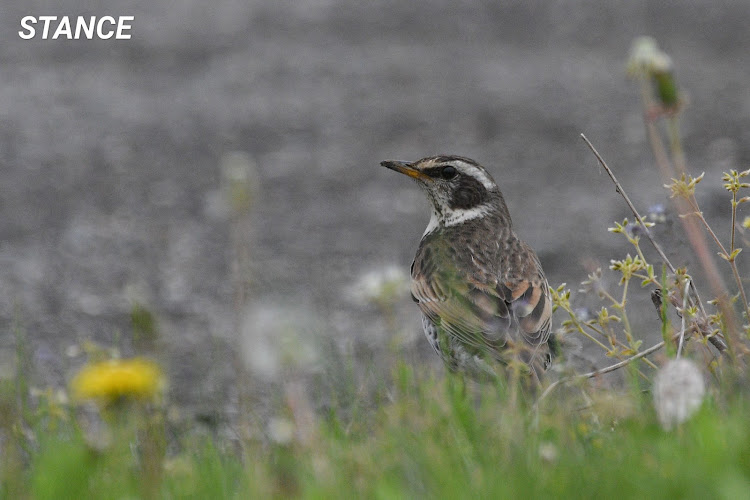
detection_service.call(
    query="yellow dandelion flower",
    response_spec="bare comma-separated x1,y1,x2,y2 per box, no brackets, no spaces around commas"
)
71,358,165,402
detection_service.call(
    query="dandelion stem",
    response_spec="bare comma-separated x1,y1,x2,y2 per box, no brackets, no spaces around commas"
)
667,116,687,175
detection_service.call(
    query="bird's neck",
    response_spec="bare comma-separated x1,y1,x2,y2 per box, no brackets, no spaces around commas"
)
423,201,512,237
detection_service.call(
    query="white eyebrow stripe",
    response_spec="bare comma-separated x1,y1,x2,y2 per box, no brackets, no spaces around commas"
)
453,160,495,190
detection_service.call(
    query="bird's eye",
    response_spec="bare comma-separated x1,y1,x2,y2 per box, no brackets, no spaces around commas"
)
441,166,457,179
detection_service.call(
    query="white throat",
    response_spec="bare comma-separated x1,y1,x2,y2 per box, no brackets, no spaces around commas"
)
423,204,492,235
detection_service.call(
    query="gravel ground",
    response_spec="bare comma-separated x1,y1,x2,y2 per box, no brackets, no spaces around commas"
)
1,0,749,420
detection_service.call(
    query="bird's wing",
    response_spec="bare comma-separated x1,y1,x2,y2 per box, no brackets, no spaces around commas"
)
411,244,551,359
412,270,512,354
498,249,552,347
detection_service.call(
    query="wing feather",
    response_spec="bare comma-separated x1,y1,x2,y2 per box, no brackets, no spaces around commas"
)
411,237,552,366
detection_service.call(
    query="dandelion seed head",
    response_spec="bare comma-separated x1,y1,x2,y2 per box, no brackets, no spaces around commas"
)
538,442,558,463
240,304,319,380
653,358,705,430
267,417,295,445
350,265,409,306
627,36,673,77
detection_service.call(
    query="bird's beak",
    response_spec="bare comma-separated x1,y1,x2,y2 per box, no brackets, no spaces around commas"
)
380,160,429,181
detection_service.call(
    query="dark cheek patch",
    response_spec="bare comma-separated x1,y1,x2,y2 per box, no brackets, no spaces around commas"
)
450,176,487,209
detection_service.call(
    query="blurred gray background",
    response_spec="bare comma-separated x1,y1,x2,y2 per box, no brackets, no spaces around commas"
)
1,0,749,421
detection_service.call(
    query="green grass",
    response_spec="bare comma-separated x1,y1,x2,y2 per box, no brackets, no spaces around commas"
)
5,362,750,499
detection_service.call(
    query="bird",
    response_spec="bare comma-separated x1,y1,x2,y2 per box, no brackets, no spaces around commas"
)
381,155,557,383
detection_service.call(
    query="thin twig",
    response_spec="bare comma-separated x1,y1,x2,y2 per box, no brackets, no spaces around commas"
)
580,134,706,317
580,134,728,353
578,340,666,377
536,340,666,406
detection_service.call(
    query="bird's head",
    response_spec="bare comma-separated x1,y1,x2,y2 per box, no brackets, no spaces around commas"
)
381,155,510,229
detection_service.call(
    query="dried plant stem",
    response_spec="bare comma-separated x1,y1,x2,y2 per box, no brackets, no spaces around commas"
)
637,91,743,347
638,88,726,308
682,196,750,325
673,197,728,310
574,339,665,378
581,135,692,302
580,134,727,353
536,339,667,406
